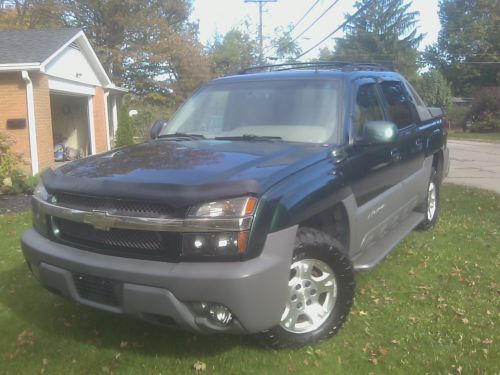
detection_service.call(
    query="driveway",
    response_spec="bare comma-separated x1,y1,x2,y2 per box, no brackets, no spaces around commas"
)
446,139,500,194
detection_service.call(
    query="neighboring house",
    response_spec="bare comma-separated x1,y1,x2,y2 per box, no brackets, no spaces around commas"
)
0,28,126,175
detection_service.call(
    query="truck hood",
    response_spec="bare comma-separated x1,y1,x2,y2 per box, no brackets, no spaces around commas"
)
44,140,331,208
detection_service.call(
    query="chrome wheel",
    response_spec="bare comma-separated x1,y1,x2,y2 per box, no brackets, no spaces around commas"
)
427,181,437,221
280,258,337,334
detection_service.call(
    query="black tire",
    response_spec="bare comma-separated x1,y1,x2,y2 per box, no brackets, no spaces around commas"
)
417,168,440,230
256,227,355,349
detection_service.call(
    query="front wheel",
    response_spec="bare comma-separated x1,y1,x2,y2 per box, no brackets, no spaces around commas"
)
257,228,355,349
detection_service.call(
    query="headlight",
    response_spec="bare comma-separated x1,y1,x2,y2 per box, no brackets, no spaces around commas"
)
33,181,49,201
184,197,257,257
188,197,257,218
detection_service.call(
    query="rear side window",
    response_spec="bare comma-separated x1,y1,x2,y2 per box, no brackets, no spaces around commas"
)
404,80,433,122
380,81,416,129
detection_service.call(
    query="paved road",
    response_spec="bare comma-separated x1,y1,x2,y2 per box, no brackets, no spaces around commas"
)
446,139,500,193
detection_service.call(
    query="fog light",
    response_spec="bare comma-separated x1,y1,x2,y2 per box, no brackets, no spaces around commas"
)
208,304,233,326
182,231,249,257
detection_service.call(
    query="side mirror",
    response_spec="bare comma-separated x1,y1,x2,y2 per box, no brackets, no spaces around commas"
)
361,121,398,144
150,120,167,140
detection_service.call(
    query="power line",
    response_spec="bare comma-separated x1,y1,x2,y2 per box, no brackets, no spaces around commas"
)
288,0,321,35
291,0,342,44
296,0,375,59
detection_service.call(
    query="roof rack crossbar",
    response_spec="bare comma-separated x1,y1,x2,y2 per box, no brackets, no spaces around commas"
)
238,61,391,74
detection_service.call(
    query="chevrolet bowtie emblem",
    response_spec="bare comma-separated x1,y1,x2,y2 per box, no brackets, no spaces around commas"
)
83,210,115,231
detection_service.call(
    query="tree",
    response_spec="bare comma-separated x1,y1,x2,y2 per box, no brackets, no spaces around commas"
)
115,107,134,147
415,69,452,109
332,0,423,81
423,0,500,95
62,0,212,104
208,28,258,76
268,26,302,62
0,0,63,29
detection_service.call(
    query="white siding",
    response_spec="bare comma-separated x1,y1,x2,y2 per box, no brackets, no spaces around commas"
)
45,46,101,86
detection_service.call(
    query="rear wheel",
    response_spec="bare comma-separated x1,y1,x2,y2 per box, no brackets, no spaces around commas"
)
417,168,440,230
257,228,355,349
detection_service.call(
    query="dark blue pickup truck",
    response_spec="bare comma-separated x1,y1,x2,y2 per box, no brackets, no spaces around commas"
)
21,62,449,348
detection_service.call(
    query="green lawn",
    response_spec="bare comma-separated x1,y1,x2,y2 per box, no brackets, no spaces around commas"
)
448,130,500,142
0,185,498,374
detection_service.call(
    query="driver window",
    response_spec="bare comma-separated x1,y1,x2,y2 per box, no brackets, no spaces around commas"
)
354,83,385,137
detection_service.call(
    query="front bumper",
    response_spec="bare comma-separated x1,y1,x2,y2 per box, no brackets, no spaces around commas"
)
21,226,297,334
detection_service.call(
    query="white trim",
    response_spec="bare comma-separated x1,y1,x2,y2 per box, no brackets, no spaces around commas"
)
106,84,129,93
104,91,111,150
41,31,111,87
0,63,40,71
87,96,96,155
48,76,96,96
21,71,39,175
111,95,118,137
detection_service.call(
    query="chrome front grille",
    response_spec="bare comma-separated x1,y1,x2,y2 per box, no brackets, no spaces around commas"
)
53,217,182,260
56,193,174,218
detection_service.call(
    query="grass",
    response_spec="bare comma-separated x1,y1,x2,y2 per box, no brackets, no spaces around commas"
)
0,184,498,374
448,130,500,142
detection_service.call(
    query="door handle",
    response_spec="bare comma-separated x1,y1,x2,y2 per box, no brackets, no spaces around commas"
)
415,138,423,146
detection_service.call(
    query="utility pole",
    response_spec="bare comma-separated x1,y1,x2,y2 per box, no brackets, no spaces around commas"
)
244,0,277,65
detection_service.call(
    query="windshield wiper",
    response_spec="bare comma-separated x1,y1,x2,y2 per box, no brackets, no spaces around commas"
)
157,133,206,140
214,134,282,142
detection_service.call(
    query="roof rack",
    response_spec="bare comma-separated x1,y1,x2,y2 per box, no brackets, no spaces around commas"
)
238,61,392,74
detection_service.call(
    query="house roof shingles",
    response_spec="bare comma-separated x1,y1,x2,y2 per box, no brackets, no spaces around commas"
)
0,28,81,65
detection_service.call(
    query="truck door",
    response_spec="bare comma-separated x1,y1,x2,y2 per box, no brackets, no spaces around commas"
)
343,79,403,255
379,80,424,183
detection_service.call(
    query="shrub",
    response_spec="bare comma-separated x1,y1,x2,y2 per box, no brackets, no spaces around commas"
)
115,107,135,147
9,169,40,195
129,102,174,142
0,132,22,183
416,70,453,110
468,87,500,132
446,104,470,131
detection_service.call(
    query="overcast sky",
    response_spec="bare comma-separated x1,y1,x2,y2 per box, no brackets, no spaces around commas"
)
191,0,440,59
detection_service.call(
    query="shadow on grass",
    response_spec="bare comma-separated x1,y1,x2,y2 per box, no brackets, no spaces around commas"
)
0,263,261,358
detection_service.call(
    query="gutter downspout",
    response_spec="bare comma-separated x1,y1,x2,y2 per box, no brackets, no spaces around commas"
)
21,71,39,175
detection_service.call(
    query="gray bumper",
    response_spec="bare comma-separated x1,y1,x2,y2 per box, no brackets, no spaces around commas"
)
21,226,297,334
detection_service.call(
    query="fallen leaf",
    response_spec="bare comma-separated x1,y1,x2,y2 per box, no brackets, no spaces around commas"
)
119,341,128,349
378,347,389,356
359,310,368,316
193,361,206,372
462,318,469,324
368,357,378,365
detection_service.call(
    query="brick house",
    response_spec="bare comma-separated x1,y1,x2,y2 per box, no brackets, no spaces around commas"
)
0,28,126,175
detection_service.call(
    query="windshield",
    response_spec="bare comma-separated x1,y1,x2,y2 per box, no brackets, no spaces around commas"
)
161,79,341,144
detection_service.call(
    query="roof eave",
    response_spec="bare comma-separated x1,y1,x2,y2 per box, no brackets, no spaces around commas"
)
0,63,41,72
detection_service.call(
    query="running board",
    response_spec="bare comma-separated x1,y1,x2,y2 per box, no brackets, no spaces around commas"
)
352,212,425,271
